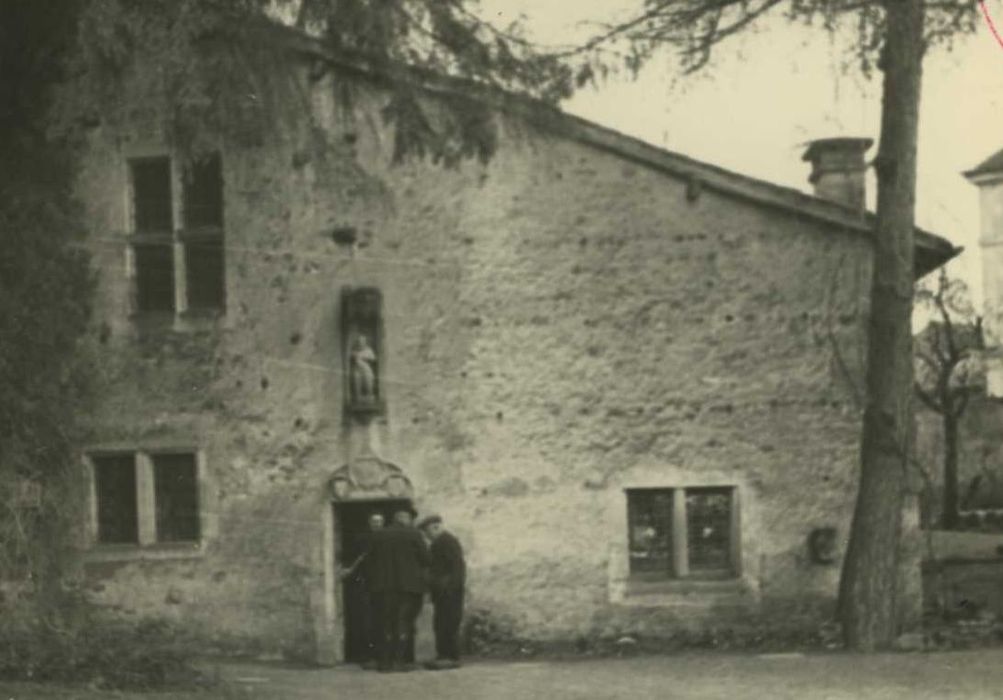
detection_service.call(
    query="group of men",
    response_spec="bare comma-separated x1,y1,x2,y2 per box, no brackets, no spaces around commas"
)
341,506,466,673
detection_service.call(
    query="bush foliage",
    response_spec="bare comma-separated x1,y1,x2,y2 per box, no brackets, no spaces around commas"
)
0,598,205,690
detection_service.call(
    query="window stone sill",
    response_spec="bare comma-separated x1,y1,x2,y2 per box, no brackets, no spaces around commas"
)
611,576,758,609
83,542,205,564
175,309,225,332
129,311,176,329
129,310,226,334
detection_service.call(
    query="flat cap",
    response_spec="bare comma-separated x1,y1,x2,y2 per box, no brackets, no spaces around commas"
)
416,514,442,529
393,503,418,518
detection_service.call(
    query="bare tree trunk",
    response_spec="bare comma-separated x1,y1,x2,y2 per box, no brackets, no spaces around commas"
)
838,0,925,651
942,414,959,528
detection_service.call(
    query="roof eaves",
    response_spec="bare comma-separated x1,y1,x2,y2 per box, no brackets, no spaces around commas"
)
964,147,1003,180
256,20,959,278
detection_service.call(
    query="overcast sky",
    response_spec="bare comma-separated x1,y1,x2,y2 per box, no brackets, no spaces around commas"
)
478,0,1003,312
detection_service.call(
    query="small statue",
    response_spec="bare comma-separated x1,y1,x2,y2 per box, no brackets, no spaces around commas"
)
350,334,378,403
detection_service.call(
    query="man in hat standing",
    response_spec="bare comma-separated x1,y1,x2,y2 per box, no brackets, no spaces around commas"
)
417,514,466,670
367,505,428,672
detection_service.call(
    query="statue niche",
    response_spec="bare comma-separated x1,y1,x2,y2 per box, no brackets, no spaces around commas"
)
341,287,385,418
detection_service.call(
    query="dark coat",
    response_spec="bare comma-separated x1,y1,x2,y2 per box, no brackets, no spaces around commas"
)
428,531,465,594
367,523,429,594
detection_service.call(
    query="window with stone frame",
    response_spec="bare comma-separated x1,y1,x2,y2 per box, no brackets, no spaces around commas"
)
89,450,202,547
151,452,201,543
180,154,225,311
130,157,176,313
128,152,225,316
131,157,173,234
626,486,739,580
92,453,140,544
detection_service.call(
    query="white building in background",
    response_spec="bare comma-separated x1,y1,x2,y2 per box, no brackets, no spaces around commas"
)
967,148,1003,397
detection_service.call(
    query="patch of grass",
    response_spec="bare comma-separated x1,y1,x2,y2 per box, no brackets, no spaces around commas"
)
0,604,215,692
462,607,844,660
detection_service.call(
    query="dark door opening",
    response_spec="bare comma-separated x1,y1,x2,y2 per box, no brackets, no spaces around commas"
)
335,498,411,663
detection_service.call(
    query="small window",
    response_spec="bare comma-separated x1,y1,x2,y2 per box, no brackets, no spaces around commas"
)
151,449,200,541
685,488,734,577
152,453,200,543
131,157,173,234
627,489,674,578
184,237,225,311
183,154,223,230
92,454,139,544
626,486,737,580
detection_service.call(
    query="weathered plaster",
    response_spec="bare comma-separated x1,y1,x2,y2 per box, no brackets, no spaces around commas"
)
72,60,910,662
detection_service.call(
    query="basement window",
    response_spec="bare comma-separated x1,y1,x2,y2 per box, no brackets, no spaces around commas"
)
88,449,203,550
627,486,739,580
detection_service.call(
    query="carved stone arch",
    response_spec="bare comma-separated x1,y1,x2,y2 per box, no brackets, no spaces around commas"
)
317,455,416,664
327,455,414,501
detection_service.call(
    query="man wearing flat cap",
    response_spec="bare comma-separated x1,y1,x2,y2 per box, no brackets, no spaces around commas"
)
417,514,466,670
367,505,429,672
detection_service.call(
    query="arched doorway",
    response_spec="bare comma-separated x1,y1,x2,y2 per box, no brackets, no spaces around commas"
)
323,455,415,664
335,498,412,662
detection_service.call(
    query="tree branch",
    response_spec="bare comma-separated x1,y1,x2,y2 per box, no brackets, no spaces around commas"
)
915,382,942,413
950,386,971,419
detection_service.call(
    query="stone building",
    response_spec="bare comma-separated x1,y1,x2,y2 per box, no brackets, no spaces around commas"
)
909,147,1003,527
74,24,957,663
967,148,1003,396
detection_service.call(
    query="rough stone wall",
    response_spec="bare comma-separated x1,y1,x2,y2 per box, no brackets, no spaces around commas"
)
73,65,890,656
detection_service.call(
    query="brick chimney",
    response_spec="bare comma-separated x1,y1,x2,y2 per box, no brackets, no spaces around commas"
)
802,137,873,210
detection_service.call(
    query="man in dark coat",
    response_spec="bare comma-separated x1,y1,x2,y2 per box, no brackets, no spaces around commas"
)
417,514,466,670
367,505,429,672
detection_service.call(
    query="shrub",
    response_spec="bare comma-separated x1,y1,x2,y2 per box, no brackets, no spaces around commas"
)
0,599,208,691
463,608,523,656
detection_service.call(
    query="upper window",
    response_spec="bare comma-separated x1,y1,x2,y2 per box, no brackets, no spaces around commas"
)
128,153,226,315
627,486,738,580
183,236,225,311
182,154,223,230
131,157,173,234
90,450,202,546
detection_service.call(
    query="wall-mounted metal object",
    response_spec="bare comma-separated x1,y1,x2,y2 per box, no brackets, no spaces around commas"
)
331,226,358,246
808,527,838,565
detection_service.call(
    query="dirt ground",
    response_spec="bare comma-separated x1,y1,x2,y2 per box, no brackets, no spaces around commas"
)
2,649,1003,699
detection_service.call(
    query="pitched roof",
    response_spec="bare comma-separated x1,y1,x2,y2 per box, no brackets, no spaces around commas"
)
964,147,1003,179
257,21,959,278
